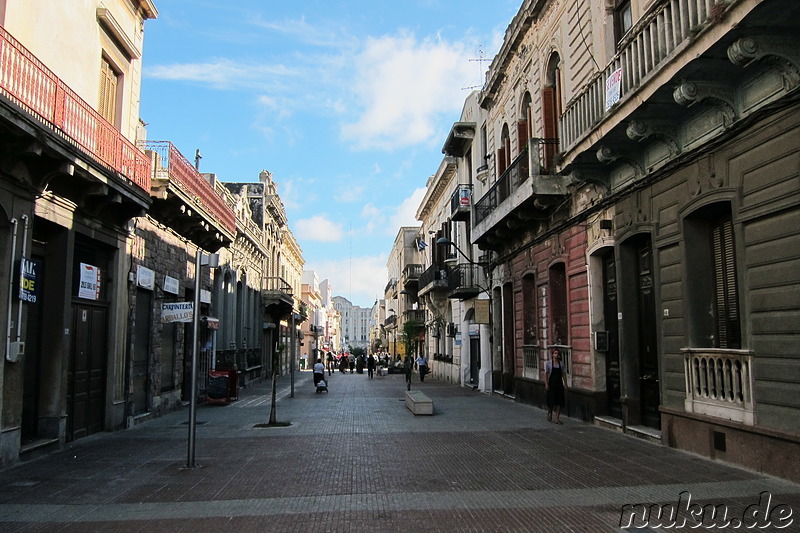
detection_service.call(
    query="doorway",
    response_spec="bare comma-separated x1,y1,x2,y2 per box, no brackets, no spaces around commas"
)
636,242,660,428
602,252,622,418
67,304,107,441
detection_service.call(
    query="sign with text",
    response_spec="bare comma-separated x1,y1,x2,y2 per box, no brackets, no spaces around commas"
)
605,67,623,111
78,263,101,301
18,257,41,303
162,302,194,323
474,299,490,324
137,265,155,290
163,275,180,295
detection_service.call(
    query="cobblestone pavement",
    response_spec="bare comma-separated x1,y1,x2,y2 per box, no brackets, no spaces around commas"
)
0,371,798,532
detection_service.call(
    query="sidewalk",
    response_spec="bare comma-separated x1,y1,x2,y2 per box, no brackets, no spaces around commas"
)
0,370,798,532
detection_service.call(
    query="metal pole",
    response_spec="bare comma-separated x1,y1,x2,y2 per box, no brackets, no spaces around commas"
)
290,313,295,397
187,250,201,468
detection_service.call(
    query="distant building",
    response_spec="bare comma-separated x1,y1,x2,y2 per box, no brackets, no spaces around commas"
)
333,297,373,352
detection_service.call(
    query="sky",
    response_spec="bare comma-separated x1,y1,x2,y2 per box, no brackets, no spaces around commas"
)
140,0,520,308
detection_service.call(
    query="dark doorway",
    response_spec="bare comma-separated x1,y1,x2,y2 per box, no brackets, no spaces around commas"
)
602,252,622,418
67,305,107,441
132,289,152,415
21,252,45,443
469,336,480,384
636,242,660,428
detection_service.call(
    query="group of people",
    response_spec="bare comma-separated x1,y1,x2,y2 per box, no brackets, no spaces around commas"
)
311,348,567,424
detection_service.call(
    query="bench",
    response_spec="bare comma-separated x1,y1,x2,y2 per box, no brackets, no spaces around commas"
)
405,390,433,415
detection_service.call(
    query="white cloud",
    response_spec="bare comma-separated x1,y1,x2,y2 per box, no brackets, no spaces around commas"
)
309,254,388,308
389,187,426,231
334,185,365,203
294,215,344,242
146,59,295,90
340,32,475,150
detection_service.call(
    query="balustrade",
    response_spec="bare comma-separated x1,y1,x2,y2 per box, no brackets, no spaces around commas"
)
560,0,717,152
683,348,755,424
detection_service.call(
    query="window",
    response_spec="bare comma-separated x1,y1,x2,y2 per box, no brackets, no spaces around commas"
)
684,203,741,349
98,56,119,125
614,1,633,44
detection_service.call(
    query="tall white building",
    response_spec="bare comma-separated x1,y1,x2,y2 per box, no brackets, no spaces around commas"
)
333,296,373,352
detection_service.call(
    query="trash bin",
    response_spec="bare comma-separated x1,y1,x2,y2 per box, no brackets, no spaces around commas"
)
207,370,230,405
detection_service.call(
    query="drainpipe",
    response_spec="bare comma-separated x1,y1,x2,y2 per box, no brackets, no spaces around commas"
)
5,217,18,361
15,215,29,347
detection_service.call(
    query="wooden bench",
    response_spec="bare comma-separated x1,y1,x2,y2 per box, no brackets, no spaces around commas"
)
405,390,433,415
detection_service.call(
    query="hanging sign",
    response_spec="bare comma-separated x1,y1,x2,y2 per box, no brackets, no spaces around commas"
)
605,67,623,111
161,302,194,323
18,256,41,303
474,299,490,324
78,263,101,300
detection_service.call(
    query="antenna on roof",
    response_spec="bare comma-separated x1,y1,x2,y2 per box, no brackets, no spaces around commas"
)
462,44,491,91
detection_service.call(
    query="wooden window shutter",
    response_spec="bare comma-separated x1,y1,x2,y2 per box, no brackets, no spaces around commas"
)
99,58,117,125
497,146,507,176
712,216,741,349
517,120,528,154
541,87,559,170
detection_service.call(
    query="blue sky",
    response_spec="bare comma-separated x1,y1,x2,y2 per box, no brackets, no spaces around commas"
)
140,0,519,308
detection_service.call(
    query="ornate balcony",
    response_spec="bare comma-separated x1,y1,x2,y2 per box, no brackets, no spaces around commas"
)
0,25,151,225
402,263,423,291
683,348,755,425
449,184,472,222
472,138,569,251
142,141,236,252
445,263,485,301
262,276,294,321
417,263,449,298
403,309,426,324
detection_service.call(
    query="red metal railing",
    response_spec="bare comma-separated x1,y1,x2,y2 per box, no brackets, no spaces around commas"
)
0,26,150,191
142,140,236,235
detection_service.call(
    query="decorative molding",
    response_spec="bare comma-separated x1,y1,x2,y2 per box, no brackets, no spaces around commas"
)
626,120,680,157
728,35,800,91
673,81,737,128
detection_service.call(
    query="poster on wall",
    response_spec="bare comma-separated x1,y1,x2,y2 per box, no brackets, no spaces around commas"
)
78,263,101,300
18,256,41,303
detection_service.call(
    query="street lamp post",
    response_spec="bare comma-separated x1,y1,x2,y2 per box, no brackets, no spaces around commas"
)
436,237,494,395
187,250,219,469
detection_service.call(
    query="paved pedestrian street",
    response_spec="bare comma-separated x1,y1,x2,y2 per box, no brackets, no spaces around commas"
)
0,372,798,532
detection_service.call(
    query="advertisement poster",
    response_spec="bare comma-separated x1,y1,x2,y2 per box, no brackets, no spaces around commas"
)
78,263,101,300
605,67,623,111
18,256,41,303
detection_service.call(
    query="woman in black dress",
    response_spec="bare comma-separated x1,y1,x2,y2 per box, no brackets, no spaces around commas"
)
545,348,568,424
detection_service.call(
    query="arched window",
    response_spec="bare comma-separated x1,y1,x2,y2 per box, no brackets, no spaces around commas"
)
542,53,562,171
519,92,533,154
497,123,511,177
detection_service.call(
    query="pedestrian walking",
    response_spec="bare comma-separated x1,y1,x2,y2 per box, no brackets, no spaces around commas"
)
545,348,568,424
339,354,348,374
367,354,376,379
349,355,355,374
415,354,429,382
313,358,325,386
326,351,334,376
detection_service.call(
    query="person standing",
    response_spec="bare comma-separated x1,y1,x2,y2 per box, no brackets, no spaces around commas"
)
415,354,429,382
545,348,568,424
326,351,334,376
367,354,376,379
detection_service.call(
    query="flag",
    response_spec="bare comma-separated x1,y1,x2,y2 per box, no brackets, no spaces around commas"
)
417,238,427,252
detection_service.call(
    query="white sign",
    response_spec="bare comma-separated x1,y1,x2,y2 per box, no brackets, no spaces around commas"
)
200,289,212,304
78,263,101,300
605,67,623,111
163,275,180,295
137,265,155,290
162,302,194,323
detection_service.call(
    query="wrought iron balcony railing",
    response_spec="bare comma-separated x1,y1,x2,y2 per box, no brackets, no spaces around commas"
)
0,26,150,191
445,263,485,300
142,140,236,236
418,263,449,295
560,0,720,153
